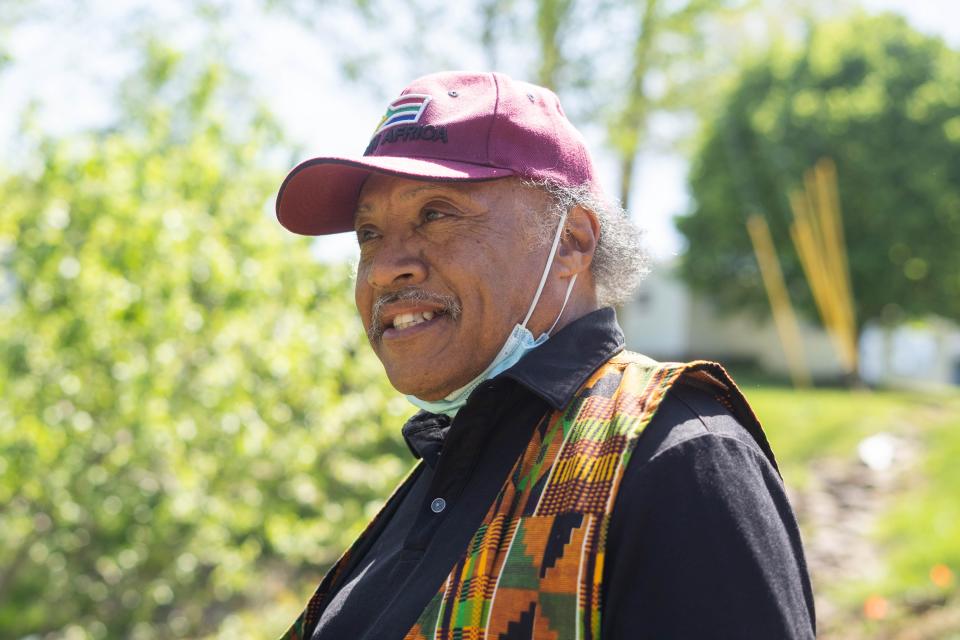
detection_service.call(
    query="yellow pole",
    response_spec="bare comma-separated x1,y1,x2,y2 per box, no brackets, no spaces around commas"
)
813,159,857,371
789,158,859,378
790,193,837,339
791,197,844,368
747,214,812,388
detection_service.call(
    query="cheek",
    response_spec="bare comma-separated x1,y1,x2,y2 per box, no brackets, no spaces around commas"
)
471,267,531,329
354,278,372,328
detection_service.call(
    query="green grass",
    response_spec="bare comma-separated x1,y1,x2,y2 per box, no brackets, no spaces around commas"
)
738,380,960,633
742,383,954,487
876,401,960,594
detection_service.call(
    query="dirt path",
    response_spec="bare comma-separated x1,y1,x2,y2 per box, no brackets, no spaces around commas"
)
785,431,959,638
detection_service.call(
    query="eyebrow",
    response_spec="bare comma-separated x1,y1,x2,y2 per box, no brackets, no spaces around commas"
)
353,182,473,221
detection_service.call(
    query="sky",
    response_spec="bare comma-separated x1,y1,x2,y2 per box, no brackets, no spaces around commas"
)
2,0,959,264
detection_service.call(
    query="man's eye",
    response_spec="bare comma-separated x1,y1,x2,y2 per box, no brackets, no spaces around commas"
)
422,209,447,222
356,228,380,243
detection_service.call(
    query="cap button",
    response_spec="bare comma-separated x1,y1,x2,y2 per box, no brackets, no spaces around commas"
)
526,92,536,103
448,90,459,98
430,497,447,513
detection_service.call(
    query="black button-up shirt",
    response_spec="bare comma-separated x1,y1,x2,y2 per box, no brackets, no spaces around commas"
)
311,307,816,639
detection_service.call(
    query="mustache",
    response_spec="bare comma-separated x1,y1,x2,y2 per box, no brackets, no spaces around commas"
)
369,287,462,341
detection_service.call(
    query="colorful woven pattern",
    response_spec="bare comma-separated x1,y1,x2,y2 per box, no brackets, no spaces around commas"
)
280,352,767,640
403,352,672,640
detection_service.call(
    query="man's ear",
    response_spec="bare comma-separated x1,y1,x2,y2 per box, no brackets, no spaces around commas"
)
555,205,600,277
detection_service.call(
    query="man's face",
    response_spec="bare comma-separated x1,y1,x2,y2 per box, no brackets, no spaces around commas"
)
354,174,553,400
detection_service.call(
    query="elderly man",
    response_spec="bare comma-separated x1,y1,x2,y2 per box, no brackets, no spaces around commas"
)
274,71,815,640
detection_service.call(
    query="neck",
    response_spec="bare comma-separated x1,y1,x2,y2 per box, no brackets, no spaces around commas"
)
525,276,599,338
545,295,600,337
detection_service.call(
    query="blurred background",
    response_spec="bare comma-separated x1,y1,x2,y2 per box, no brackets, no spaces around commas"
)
1,0,958,638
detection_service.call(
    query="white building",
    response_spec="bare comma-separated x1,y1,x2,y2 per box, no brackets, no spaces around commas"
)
619,260,960,388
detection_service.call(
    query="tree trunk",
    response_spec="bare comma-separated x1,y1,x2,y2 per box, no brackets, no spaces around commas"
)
615,0,659,210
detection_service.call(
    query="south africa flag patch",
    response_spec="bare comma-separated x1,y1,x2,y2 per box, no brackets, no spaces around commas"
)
373,94,431,135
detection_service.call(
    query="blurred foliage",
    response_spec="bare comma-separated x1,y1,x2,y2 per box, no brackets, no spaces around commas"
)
749,384,921,487
755,384,960,635
877,401,960,599
678,13,960,330
267,0,756,207
466,0,756,206
5,2,960,638
0,41,409,639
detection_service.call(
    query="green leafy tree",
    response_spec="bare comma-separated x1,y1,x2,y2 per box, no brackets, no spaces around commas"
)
269,0,753,208
516,0,753,208
677,13,960,330
0,41,408,639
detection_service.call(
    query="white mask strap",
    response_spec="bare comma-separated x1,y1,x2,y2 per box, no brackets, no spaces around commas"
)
546,273,578,336
521,210,569,328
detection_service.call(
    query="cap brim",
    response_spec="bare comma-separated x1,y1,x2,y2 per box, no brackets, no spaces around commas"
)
275,156,515,236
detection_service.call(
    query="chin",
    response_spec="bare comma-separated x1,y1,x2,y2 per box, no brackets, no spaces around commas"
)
384,366,446,400
387,361,484,401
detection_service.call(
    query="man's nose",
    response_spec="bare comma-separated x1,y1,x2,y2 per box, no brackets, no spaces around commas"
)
366,235,428,289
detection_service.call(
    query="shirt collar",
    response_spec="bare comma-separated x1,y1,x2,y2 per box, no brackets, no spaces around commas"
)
401,307,624,466
401,411,451,468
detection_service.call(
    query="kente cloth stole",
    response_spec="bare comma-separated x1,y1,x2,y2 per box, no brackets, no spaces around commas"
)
280,351,773,640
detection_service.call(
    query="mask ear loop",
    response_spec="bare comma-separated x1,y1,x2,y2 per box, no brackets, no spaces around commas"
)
522,209,570,329
546,273,578,336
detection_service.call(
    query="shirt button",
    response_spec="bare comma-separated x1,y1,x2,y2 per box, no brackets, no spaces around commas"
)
430,497,447,513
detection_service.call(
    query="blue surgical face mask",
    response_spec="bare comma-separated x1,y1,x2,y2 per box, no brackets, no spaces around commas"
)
406,211,578,418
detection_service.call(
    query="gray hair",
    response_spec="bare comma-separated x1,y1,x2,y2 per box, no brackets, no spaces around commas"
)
521,179,649,307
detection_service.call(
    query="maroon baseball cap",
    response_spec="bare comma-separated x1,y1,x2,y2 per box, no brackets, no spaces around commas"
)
275,71,599,236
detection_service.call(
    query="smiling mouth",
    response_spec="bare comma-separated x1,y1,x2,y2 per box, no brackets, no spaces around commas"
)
383,310,450,340
391,310,440,330
369,288,462,342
